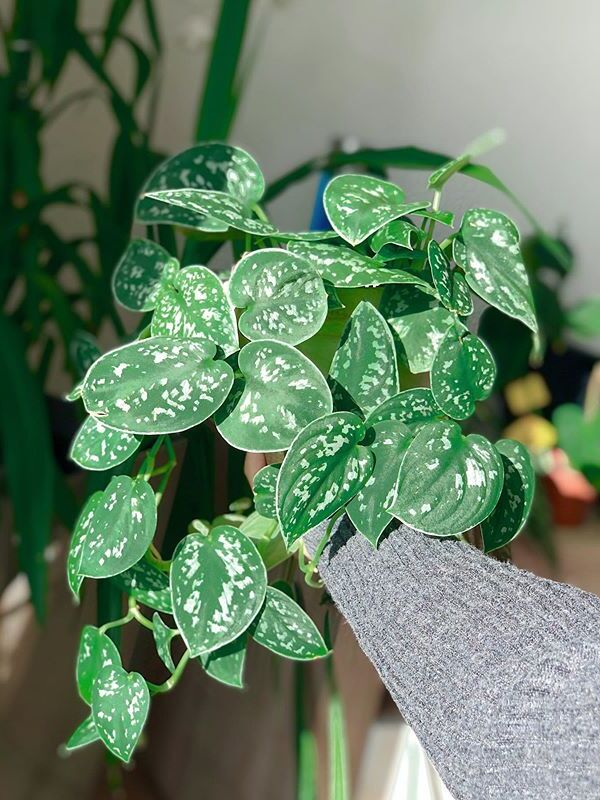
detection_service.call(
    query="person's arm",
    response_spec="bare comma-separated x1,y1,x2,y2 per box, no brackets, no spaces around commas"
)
307,517,600,800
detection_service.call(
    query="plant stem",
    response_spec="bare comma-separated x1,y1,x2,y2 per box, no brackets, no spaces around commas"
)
152,650,191,693
301,508,344,587
131,606,155,631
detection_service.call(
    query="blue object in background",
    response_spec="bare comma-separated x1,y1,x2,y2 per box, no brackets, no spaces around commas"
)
309,170,333,231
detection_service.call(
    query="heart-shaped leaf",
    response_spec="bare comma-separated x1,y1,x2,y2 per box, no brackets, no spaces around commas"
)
215,340,332,453
91,665,150,763
253,464,279,520
170,526,267,656
79,476,157,579
288,242,434,292
430,328,496,420
145,189,276,237
76,625,122,705
69,417,141,472
324,174,428,245
64,715,100,752
329,301,399,416
386,289,455,374
67,491,102,601
228,248,328,345
70,331,101,377
454,209,537,333
251,586,329,660
136,143,265,230
367,388,442,431
112,239,175,312
389,420,504,536
151,265,238,355
481,439,535,552
112,560,172,613
370,219,424,257
276,412,374,547
200,632,248,688
347,419,412,546
152,613,177,673
82,337,234,435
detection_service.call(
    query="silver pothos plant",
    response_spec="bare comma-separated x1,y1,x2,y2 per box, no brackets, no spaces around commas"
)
64,142,537,762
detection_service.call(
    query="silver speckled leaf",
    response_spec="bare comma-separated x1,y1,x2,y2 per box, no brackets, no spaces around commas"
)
64,715,100,752
367,388,442,431
251,586,329,660
329,301,399,416
112,239,174,312
79,476,157,579
324,174,429,246
228,248,328,345
389,420,504,536
82,337,234,435
199,632,248,689
387,289,455,374
151,265,238,355
76,625,122,705
427,240,452,307
430,328,496,420
370,219,424,258
455,209,537,333
69,417,141,472
347,419,412,547
152,613,177,673
112,560,172,613
449,271,474,316
91,665,149,763
276,412,374,547
253,464,280,520
70,331,101,377
67,491,103,601
171,526,267,657
216,340,332,453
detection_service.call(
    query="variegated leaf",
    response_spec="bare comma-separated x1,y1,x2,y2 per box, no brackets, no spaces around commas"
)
329,301,398,416
136,143,265,230
171,526,267,657
323,174,429,245
386,288,455,373
427,240,452,307
151,265,238,355
367,388,442,431
145,189,276,237
82,338,234,435
70,331,101,377
228,248,328,345
431,328,496,420
288,242,434,292
112,560,172,613
200,632,248,688
389,420,504,536
91,665,149,763
79,476,157,579
454,209,537,333
253,464,279,520
215,340,332,453
347,419,412,547
269,230,339,242
69,417,141,471
411,208,455,227
370,219,424,258
112,239,175,312
67,491,102,601
76,625,122,705
449,270,474,316
251,586,329,660
64,715,100,752
276,412,374,547
152,613,177,673
481,439,535,552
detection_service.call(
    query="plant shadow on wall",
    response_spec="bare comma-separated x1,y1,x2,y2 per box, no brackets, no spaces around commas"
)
63,135,556,785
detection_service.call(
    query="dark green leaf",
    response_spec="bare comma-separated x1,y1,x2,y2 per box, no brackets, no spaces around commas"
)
253,464,279,520
367,388,442,430
91,665,149,763
200,632,248,689
251,586,329,660
69,417,141,471
76,625,122,705
112,238,174,312
112,559,172,613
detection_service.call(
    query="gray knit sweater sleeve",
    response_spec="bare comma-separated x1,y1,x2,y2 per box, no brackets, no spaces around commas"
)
308,518,600,800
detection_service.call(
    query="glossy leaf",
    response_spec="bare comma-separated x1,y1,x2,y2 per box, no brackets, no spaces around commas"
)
152,613,177,673
347,419,412,546
288,242,434,292
428,240,452,307
455,209,537,333
387,289,455,373
151,265,238,355
251,586,329,660
79,476,157,578
82,337,234,435
253,464,279,519
76,625,122,705
171,526,267,656
367,388,442,430
329,301,398,416
411,208,455,227
323,174,428,245
112,560,172,613
370,219,424,257
389,420,504,536
200,632,248,688
67,491,103,601
276,412,374,547
69,416,141,471
112,239,174,312
430,328,496,420
239,513,289,571
449,270,474,316
64,715,100,752
228,248,328,345
216,340,332,453
91,665,150,763
481,439,535,552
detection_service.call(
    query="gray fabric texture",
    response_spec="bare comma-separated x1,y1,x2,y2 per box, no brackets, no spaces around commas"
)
307,518,600,800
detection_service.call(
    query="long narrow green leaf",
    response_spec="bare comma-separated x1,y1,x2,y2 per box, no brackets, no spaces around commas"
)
102,0,134,59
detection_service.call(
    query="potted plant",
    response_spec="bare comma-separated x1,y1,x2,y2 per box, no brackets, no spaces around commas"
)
63,141,538,776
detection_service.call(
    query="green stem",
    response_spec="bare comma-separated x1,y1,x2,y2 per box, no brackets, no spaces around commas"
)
99,609,134,636
152,650,190,693
131,606,155,631
139,435,165,480
301,508,344,587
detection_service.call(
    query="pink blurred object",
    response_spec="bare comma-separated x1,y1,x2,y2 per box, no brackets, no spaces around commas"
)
544,449,598,526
